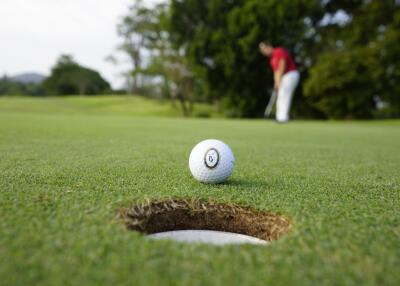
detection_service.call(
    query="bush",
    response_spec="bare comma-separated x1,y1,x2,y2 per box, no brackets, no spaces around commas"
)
304,48,379,119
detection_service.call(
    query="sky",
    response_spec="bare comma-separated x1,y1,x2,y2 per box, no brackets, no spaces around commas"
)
0,0,159,88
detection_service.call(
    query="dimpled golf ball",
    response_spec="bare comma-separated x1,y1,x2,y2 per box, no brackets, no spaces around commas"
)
189,139,235,183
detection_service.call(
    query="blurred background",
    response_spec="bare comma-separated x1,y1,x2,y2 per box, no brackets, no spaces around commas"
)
1,0,399,119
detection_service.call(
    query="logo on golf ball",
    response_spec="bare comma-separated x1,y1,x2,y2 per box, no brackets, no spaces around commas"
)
204,148,219,169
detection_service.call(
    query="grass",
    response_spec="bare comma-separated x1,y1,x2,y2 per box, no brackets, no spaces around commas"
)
0,95,221,118
0,96,399,286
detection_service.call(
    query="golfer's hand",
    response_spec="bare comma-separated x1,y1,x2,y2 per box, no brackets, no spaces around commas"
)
274,81,280,91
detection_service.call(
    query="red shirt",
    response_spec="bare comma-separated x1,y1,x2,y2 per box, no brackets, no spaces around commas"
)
270,47,297,74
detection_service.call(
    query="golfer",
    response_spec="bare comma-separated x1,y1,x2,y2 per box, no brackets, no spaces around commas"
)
259,42,300,123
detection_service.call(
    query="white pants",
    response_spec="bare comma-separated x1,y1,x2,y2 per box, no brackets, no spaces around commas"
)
276,70,300,122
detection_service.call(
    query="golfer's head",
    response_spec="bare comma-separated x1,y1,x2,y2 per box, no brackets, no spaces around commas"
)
259,41,273,57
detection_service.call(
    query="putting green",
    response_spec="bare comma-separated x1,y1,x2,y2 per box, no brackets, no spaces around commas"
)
0,97,399,285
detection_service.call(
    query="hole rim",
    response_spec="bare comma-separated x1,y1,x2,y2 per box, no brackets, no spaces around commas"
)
118,198,291,242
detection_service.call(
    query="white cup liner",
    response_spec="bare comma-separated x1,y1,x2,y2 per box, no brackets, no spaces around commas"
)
148,230,268,246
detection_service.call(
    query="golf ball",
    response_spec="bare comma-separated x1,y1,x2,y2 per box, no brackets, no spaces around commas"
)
189,139,235,183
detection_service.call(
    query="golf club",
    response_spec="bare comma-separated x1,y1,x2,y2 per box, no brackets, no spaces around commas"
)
264,89,277,118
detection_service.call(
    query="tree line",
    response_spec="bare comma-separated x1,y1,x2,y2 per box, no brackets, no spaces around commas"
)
0,55,111,97
116,0,400,119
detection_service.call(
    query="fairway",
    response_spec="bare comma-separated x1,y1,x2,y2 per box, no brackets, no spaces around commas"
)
1,98,399,285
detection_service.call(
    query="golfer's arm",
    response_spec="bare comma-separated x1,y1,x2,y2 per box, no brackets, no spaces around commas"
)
274,59,286,88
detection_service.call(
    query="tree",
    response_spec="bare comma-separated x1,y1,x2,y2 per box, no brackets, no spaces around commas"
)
0,75,45,96
117,2,198,116
116,0,399,119
304,0,400,119
169,0,323,117
43,55,110,96
143,3,199,116
117,0,157,93
304,48,379,119
375,7,400,117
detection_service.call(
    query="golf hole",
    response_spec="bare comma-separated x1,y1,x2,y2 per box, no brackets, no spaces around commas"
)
119,199,290,246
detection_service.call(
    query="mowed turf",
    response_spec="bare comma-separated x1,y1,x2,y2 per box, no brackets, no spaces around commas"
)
0,95,220,118
0,97,399,286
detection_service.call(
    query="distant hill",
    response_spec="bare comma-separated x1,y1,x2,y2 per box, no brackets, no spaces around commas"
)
10,73,46,84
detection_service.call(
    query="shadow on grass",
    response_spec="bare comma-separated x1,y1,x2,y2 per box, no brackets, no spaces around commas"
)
219,178,271,189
